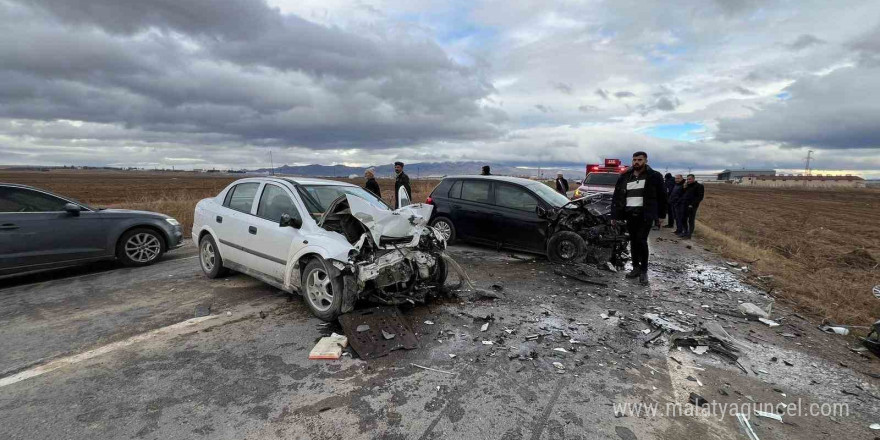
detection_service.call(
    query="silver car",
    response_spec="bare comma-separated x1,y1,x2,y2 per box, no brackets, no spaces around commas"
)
0,183,184,278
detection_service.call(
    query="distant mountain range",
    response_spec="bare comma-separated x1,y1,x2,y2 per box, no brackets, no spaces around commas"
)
252,161,584,179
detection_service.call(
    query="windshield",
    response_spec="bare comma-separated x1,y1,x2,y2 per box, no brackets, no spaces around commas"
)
296,184,390,220
526,182,571,208
583,173,620,186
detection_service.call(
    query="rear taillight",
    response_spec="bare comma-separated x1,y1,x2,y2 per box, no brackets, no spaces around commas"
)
426,196,434,205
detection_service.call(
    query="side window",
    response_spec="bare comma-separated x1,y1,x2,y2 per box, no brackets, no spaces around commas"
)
448,181,462,199
0,187,69,212
223,183,260,214
256,184,300,223
460,180,491,203
495,184,538,212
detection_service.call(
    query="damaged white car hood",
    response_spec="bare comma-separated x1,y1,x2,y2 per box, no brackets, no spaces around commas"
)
345,195,434,246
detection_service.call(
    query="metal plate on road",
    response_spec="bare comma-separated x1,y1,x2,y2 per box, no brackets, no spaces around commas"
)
338,307,419,359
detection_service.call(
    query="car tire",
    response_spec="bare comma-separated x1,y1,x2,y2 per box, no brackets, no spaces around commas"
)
199,234,229,278
117,228,166,267
430,216,456,244
433,254,448,287
302,258,345,322
547,231,586,263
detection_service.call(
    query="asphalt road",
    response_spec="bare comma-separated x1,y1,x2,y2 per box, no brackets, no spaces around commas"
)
0,235,877,439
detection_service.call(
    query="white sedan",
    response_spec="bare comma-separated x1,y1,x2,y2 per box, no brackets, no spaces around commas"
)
192,177,448,321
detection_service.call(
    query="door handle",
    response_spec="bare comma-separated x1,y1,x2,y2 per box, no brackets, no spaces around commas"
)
0,223,19,230
248,226,257,235
216,215,223,223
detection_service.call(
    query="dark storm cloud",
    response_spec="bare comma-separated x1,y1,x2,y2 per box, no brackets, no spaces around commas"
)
0,0,505,149
717,66,880,149
578,104,599,113
595,88,610,100
614,91,636,98
786,34,825,51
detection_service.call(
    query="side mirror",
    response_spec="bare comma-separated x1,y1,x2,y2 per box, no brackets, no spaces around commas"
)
279,213,302,229
536,206,547,218
64,203,82,216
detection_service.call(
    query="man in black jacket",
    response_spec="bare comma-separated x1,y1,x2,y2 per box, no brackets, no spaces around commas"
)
663,173,675,227
393,161,412,209
611,151,668,285
555,172,569,195
668,174,685,234
363,168,381,198
677,174,704,239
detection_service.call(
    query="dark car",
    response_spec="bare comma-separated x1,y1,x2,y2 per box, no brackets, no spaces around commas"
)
426,176,627,266
0,183,184,277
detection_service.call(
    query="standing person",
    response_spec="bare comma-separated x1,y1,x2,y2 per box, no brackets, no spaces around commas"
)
677,174,704,239
393,161,412,209
481,165,491,175
669,174,685,234
611,151,667,285
663,173,675,227
363,167,381,198
555,172,569,195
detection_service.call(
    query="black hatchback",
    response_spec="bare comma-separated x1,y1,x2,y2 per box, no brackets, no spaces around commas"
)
426,176,571,254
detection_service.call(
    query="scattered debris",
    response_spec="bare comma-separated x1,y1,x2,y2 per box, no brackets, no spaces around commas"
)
690,345,709,355
356,325,370,332
726,261,739,267
309,333,348,360
552,362,565,370
424,320,435,325
671,322,745,372
382,330,396,340
870,423,880,430
689,392,708,407
411,363,455,375
226,311,232,317
754,410,783,423
259,310,267,319
643,313,690,332
819,325,850,335
194,305,211,318
874,285,880,299
482,341,493,345
481,322,489,332
614,426,637,440
736,413,760,440
553,348,569,354
640,329,663,346
863,320,880,357
554,267,609,287
448,354,456,359
338,307,419,359
738,302,771,320
758,318,780,327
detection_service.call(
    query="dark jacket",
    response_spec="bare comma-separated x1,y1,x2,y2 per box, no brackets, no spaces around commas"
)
611,165,668,221
664,174,675,195
394,172,412,208
555,177,569,194
364,177,381,198
681,181,705,208
668,181,685,206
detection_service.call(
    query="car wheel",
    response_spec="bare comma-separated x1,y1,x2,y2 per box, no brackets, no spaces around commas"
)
433,254,448,287
199,234,229,278
117,228,166,267
547,231,586,263
302,258,345,322
430,216,456,244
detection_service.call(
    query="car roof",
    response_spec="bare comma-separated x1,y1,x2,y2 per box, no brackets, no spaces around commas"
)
231,176,357,187
441,175,544,186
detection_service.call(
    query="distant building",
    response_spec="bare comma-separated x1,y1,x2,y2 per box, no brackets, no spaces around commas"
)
740,174,866,189
717,169,775,181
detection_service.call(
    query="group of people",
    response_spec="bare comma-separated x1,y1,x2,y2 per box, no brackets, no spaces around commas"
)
610,151,703,285
663,172,705,238
363,161,411,209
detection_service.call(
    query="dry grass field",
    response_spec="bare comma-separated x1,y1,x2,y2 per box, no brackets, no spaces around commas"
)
3,169,877,324
696,185,880,326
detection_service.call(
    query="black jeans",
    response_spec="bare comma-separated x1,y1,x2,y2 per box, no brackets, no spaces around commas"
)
673,204,686,233
666,206,675,226
626,211,653,271
685,205,699,235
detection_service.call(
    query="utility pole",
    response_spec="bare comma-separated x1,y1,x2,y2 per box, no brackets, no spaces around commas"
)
269,150,275,175
804,150,814,176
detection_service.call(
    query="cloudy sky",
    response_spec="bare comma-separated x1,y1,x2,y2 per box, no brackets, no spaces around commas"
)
2,0,880,176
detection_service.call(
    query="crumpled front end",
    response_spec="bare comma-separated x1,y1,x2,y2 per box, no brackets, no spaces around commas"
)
546,194,629,268
318,195,448,305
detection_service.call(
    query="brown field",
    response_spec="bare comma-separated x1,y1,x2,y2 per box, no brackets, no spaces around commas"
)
3,170,878,324
696,185,880,326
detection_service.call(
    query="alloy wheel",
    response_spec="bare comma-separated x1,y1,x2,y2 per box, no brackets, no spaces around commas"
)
125,233,161,263
306,268,334,312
